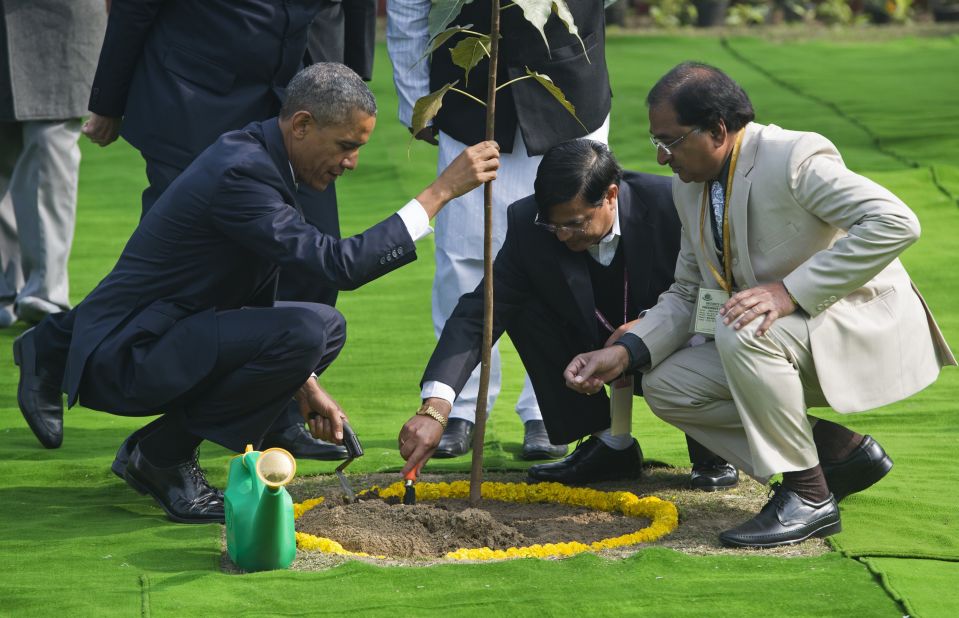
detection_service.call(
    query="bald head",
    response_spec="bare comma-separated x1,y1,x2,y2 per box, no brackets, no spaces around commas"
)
646,62,755,133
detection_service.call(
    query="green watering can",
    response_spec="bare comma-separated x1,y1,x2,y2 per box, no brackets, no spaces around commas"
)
224,445,297,572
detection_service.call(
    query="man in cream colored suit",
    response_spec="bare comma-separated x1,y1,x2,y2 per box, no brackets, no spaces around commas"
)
563,62,955,548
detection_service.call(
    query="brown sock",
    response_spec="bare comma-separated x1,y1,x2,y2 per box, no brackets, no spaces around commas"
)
782,465,830,503
810,417,864,464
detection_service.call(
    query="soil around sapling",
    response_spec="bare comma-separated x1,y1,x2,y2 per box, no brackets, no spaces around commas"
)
220,467,831,572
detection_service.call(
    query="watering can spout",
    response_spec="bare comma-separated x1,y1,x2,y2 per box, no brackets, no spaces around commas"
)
224,447,298,572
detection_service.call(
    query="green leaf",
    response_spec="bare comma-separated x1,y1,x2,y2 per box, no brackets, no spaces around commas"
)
449,36,491,87
411,82,456,138
428,0,474,39
526,68,586,130
550,0,587,58
511,0,586,58
417,25,476,67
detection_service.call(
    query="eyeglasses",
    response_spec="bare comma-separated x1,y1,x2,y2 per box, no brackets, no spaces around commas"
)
534,211,594,236
649,128,697,157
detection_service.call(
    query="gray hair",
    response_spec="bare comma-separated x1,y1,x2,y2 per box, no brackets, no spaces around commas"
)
280,62,377,125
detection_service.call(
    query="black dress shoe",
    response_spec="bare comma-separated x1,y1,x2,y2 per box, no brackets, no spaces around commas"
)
112,433,138,479
124,446,225,524
719,483,841,548
520,420,567,460
113,434,224,500
690,461,739,492
433,418,474,458
12,328,63,449
260,423,347,460
821,435,893,502
528,436,643,485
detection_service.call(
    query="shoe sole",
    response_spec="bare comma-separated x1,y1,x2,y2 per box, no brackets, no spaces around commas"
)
719,518,842,548
124,468,224,525
691,480,739,492
111,456,127,480
432,449,469,459
526,469,644,485
13,336,62,449
520,449,568,461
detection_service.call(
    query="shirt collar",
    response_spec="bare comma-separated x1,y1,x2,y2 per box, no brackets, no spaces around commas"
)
598,200,620,245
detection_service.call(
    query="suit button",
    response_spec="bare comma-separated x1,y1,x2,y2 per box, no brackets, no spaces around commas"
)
816,304,824,311
397,247,404,256
829,295,837,302
732,258,739,266
379,257,386,265
392,249,398,258
386,254,392,262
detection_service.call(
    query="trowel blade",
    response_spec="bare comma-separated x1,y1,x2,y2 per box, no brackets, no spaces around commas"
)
335,463,356,503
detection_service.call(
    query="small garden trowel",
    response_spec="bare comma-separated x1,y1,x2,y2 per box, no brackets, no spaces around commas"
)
335,421,363,503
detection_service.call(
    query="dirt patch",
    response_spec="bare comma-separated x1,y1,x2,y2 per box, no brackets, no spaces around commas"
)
296,496,646,559
221,467,831,571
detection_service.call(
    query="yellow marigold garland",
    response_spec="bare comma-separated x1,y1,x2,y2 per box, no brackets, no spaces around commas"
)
294,481,678,561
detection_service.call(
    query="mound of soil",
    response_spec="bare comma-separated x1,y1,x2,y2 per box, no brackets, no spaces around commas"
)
295,496,644,559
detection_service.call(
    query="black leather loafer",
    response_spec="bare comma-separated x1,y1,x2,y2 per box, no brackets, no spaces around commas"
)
13,328,63,449
124,446,225,524
260,422,347,460
719,483,841,548
433,418,474,458
528,436,643,485
821,435,893,502
520,419,567,461
690,461,739,492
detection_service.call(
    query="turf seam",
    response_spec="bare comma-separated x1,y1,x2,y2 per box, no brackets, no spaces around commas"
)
139,574,152,618
720,37,959,209
860,557,917,618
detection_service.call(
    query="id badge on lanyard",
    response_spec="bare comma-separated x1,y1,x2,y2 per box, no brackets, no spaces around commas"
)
595,267,634,436
692,131,743,337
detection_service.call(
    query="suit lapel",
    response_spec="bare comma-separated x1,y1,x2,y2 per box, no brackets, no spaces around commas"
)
619,183,651,313
262,117,300,209
555,241,595,342
729,124,759,288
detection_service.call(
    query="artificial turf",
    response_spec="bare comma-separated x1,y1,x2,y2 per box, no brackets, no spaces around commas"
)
1,33,958,616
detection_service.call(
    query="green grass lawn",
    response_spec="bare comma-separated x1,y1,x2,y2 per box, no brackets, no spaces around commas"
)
2,34,958,616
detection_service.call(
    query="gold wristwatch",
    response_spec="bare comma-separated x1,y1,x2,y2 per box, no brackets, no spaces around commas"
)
416,403,448,429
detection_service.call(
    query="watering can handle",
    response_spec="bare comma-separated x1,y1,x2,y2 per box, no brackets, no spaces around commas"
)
342,421,364,459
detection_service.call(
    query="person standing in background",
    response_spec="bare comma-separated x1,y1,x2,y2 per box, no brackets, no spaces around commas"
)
387,0,611,461
0,0,107,326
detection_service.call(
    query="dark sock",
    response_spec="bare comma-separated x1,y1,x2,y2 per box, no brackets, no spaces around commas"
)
686,435,725,466
126,416,168,447
811,417,864,464
137,414,203,467
782,465,830,502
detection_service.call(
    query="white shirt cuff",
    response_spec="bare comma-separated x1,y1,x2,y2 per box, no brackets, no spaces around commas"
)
421,380,456,406
397,199,433,241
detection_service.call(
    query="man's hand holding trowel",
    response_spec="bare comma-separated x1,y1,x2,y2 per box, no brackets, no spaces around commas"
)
295,376,348,443
295,376,365,503
397,398,453,501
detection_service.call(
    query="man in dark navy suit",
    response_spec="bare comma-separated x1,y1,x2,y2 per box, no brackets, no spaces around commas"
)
399,140,737,490
15,64,500,524
77,0,366,457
